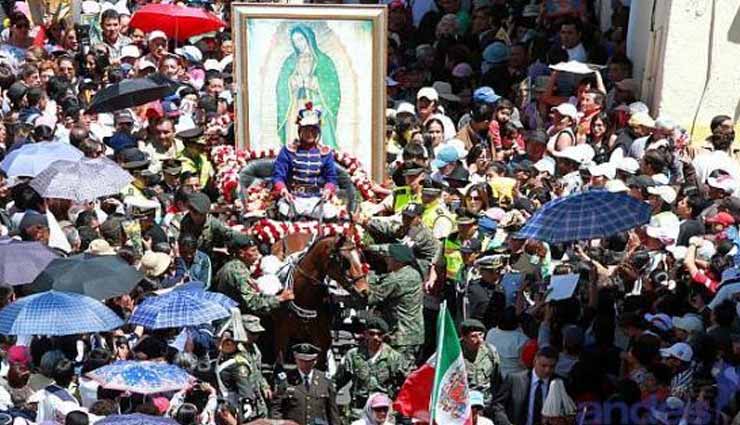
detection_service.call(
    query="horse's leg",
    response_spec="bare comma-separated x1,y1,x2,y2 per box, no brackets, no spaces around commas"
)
273,311,291,367
314,312,333,371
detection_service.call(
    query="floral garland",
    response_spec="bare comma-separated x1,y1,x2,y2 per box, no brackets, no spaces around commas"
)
247,218,364,246
209,145,377,211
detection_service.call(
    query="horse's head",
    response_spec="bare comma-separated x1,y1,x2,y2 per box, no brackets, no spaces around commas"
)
326,230,369,299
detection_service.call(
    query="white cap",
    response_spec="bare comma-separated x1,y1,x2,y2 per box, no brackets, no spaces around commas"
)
660,342,693,362
396,102,416,115
203,59,223,72
432,81,460,102
120,45,140,60
645,211,680,244
417,86,439,101
672,314,704,334
628,101,649,115
148,30,168,42
534,157,555,175
644,313,673,332
647,185,677,204
655,115,676,130
552,144,595,165
707,175,736,193
613,156,639,174
551,103,580,121
175,45,203,63
587,162,616,179
605,179,629,193
665,245,688,261
652,173,669,185
137,58,156,71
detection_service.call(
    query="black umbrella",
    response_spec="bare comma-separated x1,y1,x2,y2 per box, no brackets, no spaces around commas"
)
28,255,145,300
87,77,176,113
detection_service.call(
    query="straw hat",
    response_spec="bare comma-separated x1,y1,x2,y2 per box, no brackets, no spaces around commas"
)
140,251,171,278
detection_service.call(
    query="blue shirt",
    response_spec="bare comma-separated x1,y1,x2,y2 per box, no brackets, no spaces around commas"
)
272,142,337,195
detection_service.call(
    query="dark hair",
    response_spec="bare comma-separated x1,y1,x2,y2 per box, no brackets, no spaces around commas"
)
470,102,494,123
0,284,14,310
560,16,583,34
710,115,732,132
7,363,30,389
536,345,559,361
395,113,419,144
25,87,44,108
0,64,14,91
100,9,120,23
714,299,736,327
198,95,218,114
175,403,199,425
65,411,89,425
82,348,112,374
90,399,119,416
215,401,240,425
495,99,514,113
608,54,633,76
630,333,660,366
642,150,668,174
466,143,490,167
401,142,426,162
52,358,75,387
75,210,98,228
135,402,161,416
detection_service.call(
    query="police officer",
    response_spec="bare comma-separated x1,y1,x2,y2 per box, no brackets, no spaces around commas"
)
273,343,342,425
216,323,266,422
420,186,455,238
453,239,483,324
334,316,410,420
367,165,427,216
357,203,440,280
471,254,509,329
368,243,424,367
177,127,214,189
459,319,503,407
214,233,294,316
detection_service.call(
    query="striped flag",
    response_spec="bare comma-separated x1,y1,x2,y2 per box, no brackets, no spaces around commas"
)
393,302,471,424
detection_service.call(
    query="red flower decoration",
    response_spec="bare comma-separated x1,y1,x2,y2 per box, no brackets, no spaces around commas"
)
305,102,313,110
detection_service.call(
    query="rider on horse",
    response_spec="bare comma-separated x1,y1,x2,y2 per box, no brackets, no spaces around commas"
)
273,102,338,220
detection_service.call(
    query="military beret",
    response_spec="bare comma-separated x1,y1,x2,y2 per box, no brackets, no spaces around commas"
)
365,316,390,334
187,192,211,214
292,343,321,361
460,319,486,334
386,243,415,264
229,233,257,250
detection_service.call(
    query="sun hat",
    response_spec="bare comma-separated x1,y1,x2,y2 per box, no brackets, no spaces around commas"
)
86,239,117,256
646,185,677,204
587,162,616,179
551,144,595,165
645,212,680,244
140,251,171,278
628,112,655,128
605,179,629,193
432,81,460,102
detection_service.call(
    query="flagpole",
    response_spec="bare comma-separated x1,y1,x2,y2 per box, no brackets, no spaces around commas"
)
428,300,447,425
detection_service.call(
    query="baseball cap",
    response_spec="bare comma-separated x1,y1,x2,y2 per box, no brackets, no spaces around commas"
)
660,342,693,362
644,312,673,333
431,145,460,168
482,41,510,65
646,185,677,204
162,100,181,118
368,393,392,409
148,30,168,42
120,44,141,60
472,86,500,104
417,87,439,101
175,45,203,63
551,103,580,121
587,162,616,179
402,203,424,217
137,58,157,71
706,212,735,226
188,192,211,214
644,212,680,244
707,175,736,193
605,179,629,193
460,238,482,253
396,102,416,115
114,110,135,124
613,156,640,174
672,314,704,334
452,62,473,78
628,112,655,128
243,314,265,333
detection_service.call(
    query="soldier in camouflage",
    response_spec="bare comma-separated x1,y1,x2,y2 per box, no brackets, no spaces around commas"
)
214,233,294,316
179,192,239,256
367,243,425,367
334,316,410,420
355,202,440,280
459,319,504,407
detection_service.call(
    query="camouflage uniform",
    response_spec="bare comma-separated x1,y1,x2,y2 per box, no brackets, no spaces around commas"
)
333,343,410,416
365,218,440,279
214,259,280,316
180,214,238,255
367,266,424,365
463,343,503,406
216,351,268,421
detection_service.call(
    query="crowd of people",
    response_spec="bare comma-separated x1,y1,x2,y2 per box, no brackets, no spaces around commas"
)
1,0,740,424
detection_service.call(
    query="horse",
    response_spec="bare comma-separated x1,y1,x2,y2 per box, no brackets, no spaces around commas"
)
271,229,369,369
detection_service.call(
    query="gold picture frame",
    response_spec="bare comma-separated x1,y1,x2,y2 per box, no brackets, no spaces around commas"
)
231,3,387,181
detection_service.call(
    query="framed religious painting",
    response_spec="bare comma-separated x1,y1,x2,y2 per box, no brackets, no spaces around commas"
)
232,3,388,181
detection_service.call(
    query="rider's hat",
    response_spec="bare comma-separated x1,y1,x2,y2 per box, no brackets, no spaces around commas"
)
297,102,322,128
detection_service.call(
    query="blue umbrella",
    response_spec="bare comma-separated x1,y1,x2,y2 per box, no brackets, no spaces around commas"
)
0,239,58,286
1,142,83,178
516,189,651,244
0,290,123,335
96,414,177,425
172,281,238,309
87,361,195,394
129,289,230,329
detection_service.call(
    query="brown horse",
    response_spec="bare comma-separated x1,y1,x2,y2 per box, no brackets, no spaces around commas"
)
272,230,369,368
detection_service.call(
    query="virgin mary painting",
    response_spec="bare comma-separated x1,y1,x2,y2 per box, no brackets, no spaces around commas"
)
276,25,341,148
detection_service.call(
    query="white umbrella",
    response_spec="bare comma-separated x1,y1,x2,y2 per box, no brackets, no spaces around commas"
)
30,158,133,202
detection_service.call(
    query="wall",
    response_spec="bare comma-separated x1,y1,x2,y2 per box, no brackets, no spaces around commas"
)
626,0,740,142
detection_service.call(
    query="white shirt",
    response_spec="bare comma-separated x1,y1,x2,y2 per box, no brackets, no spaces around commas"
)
34,385,82,423
566,43,588,62
693,150,740,194
526,371,550,425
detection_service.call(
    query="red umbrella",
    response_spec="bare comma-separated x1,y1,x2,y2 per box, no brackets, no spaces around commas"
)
130,4,225,41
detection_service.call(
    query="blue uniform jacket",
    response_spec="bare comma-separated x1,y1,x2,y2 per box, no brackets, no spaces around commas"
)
272,141,338,194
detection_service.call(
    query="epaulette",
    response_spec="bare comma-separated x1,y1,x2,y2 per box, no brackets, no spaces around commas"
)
318,144,332,156
286,139,300,153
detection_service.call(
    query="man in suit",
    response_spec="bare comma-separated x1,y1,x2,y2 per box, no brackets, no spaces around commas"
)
488,346,559,425
273,343,342,425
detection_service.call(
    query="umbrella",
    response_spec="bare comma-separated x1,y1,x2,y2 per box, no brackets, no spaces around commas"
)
87,77,176,114
130,4,225,41
0,142,83,178
0,239,58,286
0,290,123,336
129,289,230,329
29,255,144,300
30,158,133,202
172,281,238,309
87,361,195,394
516,189,651,244
96,415,178,425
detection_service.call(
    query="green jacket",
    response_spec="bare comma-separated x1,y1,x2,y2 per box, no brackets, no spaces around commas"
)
180,214,237,255
214,259,280,316
463,342,503,406
217,351,268,421
368,266,424,348
333,343,410,408
366,219,440,275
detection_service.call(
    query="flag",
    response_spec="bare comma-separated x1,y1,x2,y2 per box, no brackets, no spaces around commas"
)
393,302,471,424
